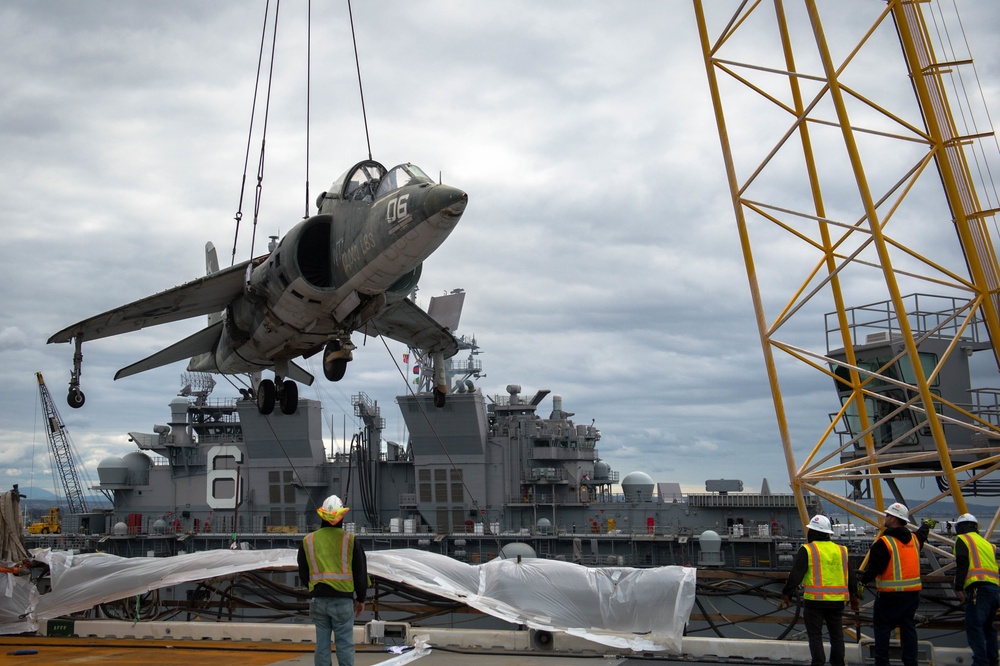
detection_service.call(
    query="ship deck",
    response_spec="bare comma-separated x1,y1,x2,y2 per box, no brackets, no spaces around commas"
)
0,620,972,666
0,636,667,665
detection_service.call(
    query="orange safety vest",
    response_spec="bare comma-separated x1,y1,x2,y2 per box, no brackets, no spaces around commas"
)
875,535,921,592
303,528,355,594
955,533,1000,589
802,541,849,601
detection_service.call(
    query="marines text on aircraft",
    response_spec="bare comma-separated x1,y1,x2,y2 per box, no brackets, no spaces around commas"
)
48,160,468,415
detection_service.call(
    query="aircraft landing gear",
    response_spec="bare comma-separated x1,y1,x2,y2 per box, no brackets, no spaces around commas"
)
66,337,86,409
256,379,276,415
256,377,299,415
279,379,298,415
432,351,447,408
323,338,355,382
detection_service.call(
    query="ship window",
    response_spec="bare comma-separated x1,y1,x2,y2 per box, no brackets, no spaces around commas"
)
284,471,295,503
435,468,448,502
452,509,465,531
419,469,432,502
436,508,449,533
450,469,463,502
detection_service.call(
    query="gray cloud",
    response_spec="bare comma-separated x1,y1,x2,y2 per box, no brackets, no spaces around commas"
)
2,2,998,506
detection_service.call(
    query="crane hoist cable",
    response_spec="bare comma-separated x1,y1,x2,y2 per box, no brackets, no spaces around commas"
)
231,0,281,267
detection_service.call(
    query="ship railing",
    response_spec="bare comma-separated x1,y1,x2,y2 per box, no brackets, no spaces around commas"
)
527,445,597,461
968,389,1000,430
825,293,988,352
523,467,568,482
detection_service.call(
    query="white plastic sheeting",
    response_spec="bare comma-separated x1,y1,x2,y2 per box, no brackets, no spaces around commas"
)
1,547,696,652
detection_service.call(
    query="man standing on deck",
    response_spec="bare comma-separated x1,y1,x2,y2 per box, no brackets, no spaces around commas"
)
298,495,368,666
859,503,930,666
952,513,1000,666
782,514,859,666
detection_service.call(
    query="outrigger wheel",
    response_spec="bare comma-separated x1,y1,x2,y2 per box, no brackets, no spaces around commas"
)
67,388,85,409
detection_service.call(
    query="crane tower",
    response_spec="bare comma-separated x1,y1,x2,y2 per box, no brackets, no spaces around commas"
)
36,372,90,515
694,1,1000,535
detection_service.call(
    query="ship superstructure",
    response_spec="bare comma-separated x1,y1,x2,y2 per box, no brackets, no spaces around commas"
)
60,341,819,568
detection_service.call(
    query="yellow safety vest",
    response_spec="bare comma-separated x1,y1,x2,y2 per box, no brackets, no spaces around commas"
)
303,528,355,594
875,535,922,592
802,541,849,602
955,533,1000,589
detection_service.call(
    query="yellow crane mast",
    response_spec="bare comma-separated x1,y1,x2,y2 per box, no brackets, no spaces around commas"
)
694,1,1000,538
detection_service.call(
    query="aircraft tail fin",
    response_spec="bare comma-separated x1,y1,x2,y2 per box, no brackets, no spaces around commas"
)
205,242,224,326
114,321,223,380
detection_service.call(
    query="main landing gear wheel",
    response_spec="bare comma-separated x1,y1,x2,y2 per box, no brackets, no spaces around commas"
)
257,379,276,415
323,340,349,381
279,380,298,415
433,388,447,408
67,388,85,409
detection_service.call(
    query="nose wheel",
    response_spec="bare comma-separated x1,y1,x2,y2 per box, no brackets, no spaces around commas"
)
323,338,354,382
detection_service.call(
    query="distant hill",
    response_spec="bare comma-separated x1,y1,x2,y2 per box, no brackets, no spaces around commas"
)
7,486,112,512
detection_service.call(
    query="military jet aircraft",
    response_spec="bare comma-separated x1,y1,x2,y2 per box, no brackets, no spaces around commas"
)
48,159,468,415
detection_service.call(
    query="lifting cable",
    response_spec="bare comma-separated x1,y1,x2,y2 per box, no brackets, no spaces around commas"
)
231,0,282,266
304,0,312,218
347,0,373,160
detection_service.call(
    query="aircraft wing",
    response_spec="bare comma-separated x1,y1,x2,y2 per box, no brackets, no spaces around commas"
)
48,258,261,345
359,298,459,357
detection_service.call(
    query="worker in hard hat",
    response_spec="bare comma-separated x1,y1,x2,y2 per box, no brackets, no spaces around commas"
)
297,495,368,666
781,514,858,666
952,513,1000,666
859,503,931,666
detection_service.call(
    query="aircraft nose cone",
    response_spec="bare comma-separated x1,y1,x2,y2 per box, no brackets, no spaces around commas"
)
425,184,468,222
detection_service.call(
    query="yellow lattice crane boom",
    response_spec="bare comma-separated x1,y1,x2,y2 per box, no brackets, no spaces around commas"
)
694,0,1000,537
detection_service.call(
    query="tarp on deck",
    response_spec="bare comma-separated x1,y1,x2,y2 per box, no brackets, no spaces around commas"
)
1,547,696,652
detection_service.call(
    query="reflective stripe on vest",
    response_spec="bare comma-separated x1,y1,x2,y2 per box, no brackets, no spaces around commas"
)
303,528,355,593
875,535,921,592
955,533,1000,589
802,541,849,601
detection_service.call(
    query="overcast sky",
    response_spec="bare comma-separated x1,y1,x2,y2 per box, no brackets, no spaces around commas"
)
3,2,1000,508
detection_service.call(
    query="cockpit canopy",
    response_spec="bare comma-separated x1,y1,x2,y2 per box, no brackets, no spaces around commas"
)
321,160,435,207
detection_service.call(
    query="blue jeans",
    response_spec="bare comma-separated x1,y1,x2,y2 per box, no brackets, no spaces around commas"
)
310,596,356,666
873,591,920,666
965,584,1000,666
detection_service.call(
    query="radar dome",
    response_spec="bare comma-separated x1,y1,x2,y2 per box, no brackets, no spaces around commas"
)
499,542,537,560
113,522,128,536
536,518,552,534
698,529,724,566
97,456,128,485
122,452,151,486
593,461,610,480
152,519,167,534
621,471,654,501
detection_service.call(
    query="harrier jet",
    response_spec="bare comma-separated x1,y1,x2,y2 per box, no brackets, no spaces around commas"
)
49,160,468,415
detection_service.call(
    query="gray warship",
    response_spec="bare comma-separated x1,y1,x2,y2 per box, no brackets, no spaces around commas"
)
48,290,820,570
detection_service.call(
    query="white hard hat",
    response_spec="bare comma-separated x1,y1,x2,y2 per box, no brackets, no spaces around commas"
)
317,494,350,524
885,502,910,522
956,513,978,525
808,515,834,534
